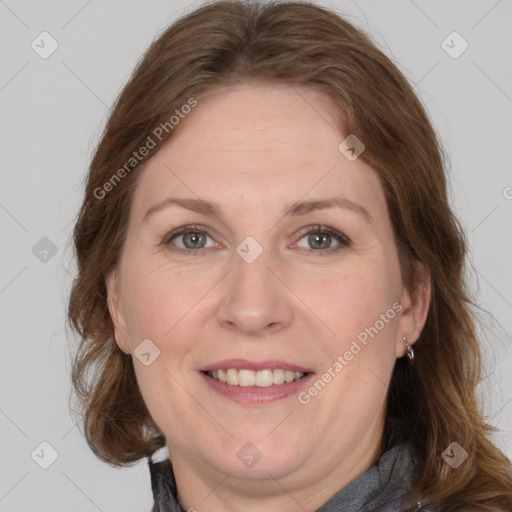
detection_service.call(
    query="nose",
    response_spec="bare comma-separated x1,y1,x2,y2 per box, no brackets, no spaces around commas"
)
216,247,294,336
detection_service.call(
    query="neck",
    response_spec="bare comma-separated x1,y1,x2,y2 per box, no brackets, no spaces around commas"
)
171,426,384,512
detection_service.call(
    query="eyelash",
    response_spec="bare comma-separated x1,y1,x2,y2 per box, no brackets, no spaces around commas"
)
162,224,351,256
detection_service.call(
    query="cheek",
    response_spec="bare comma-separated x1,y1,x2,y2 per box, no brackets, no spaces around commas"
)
320,265,399,330
119,258,214,343
312,270,400,406
314,263,401,377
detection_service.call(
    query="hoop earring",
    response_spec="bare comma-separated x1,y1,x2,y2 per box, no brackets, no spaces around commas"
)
403,337,414,361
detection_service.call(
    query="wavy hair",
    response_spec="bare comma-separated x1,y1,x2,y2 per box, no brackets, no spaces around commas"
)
67,1,512,509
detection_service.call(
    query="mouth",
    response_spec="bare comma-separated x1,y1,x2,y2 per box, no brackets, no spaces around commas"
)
199,359,314,404
203,368,308,387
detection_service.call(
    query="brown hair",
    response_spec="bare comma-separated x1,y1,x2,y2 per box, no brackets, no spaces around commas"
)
67,1,512,509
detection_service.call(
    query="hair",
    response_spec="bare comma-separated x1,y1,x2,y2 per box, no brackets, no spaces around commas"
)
67,0,512,509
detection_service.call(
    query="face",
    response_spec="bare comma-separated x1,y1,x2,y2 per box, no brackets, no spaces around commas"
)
107,83,429,505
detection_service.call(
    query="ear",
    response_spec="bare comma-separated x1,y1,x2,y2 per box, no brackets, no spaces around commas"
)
396,260,431,358
105,269,132,355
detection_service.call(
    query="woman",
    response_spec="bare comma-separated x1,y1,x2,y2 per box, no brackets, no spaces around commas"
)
67,1,512,510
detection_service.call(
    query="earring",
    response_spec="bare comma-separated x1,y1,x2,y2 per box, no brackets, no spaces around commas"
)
403,337,414,361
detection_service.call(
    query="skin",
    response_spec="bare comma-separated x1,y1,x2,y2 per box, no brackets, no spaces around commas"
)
107,83,431,511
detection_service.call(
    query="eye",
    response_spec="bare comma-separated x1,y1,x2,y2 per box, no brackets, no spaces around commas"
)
163,224,350,255
294,225,350,253
164,225,217,253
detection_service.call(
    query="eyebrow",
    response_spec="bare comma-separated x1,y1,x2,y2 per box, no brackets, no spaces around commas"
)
144,196,373,224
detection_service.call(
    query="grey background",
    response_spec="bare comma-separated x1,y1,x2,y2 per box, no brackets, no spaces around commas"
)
1,0,511,510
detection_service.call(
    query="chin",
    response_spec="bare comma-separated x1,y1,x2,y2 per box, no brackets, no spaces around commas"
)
211,433,309,480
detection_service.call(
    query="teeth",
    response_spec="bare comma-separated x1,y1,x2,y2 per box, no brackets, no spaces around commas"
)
207,368,306,387
256,369,273,387
273,369,285,385
238,369,256,387
226,369,238,385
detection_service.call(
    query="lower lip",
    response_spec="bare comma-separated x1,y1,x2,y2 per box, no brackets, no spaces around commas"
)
200,372,314,405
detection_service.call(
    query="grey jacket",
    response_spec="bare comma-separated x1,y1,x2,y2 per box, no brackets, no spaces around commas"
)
149,437,437,511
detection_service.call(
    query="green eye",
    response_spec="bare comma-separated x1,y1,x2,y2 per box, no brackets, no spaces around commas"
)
296,226,350,253
306,232,334,250
165,227,215,252
164,224,350,255
180,232,208,249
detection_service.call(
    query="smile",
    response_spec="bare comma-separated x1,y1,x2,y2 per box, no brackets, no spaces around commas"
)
205,368,307,387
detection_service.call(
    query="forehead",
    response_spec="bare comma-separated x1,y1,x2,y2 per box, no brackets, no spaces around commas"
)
131,84,386,221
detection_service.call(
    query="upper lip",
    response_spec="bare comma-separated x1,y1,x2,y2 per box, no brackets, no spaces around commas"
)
199,359,313,373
